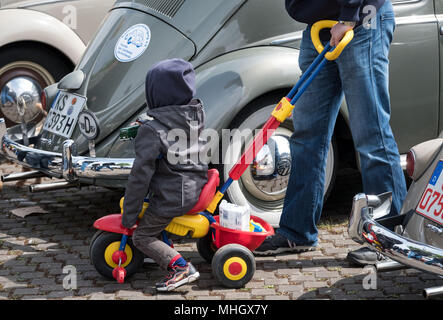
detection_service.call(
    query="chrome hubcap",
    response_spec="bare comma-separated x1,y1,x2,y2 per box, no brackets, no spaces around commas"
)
241,130,292,202
223,103,336,227
0,77,42,123
0,61,55,123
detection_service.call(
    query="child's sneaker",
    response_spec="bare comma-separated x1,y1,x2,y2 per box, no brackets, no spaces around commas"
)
156,262,200,292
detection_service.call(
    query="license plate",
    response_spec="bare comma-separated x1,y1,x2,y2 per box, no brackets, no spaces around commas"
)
42,91,86,138
415,160,443,226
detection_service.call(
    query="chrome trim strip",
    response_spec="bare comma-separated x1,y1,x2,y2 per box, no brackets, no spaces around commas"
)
348,193,443,276
270,32,303,46
62,139,77,182
271,12,436,46
0,118,5,142
395,14,437,26
29,181,79,193
375,260,407,272
400,154,407,171
112,2,161,16
423,286,443,298
0,119,134,181
16,0,78,8
1,170,47,182
392,0,423,5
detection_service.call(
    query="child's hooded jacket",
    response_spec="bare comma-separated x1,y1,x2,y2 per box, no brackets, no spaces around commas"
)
122,59,208,228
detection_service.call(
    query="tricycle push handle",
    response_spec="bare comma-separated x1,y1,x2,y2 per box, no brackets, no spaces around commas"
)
311,20,354,61
218,21,355,208
228,21,354,181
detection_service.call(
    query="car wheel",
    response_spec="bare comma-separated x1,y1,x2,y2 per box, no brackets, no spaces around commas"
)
220,94,338,227
0,45,72,127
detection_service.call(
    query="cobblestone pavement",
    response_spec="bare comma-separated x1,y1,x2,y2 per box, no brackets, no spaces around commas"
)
0,161,442,301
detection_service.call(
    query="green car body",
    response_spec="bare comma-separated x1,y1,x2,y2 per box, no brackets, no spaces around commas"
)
1,0,442,226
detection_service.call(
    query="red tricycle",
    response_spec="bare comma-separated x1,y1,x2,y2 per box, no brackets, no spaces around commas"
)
90,167,274,288
89,20,354,288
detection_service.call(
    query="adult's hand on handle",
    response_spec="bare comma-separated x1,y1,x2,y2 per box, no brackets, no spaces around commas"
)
311,20,354,61
330,23,354,47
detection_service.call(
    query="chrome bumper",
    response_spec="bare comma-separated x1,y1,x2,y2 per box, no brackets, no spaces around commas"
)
348,192,443,276
0,118,133,183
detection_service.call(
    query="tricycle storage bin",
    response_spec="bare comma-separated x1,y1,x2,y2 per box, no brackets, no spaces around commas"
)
211,215,274,251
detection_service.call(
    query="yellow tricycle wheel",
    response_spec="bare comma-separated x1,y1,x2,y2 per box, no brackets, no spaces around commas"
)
104,241,133,268
223,257,248,281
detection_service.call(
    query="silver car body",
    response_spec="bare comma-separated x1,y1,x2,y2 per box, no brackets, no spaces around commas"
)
1,0,443,227
348,137,443,297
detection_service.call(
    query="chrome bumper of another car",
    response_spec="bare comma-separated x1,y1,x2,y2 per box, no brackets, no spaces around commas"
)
348,192,443,277
0,118,134,184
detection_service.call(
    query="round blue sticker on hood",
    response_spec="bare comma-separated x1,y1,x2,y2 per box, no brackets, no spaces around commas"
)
114,24,151,62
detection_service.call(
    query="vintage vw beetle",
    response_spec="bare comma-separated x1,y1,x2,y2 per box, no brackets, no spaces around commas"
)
348,137,443,298
0,0,441,227
0,0,114,127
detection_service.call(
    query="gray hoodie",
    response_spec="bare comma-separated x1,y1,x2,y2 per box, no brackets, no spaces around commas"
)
122,59,208,228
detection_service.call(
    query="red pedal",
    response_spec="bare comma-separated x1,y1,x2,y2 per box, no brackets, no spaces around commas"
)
112,266,127,284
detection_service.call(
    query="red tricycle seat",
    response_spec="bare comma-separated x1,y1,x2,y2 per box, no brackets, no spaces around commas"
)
186,168,220,215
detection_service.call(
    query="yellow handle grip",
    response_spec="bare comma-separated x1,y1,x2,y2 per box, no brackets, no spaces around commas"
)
311,20,354,61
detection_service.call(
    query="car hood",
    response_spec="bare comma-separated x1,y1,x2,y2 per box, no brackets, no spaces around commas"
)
37,5,195,154
37,0,245,155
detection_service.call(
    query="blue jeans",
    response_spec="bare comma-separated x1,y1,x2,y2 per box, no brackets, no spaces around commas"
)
278,1,407,245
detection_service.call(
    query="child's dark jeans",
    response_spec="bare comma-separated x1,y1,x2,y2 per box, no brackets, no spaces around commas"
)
132,212,180,270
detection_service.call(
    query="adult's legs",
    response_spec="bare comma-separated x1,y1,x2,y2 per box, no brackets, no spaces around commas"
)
339,1,407,265
337,1,406,216
257,1,406,257
276,28,344,246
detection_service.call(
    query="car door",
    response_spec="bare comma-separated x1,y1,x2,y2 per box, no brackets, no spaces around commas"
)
436,0,443,132
390,0,440,153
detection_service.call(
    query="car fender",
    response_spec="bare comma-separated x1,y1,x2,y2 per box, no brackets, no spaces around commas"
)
194,46,351,163
194,46,301,132
0,9,85,65
195,46,350,131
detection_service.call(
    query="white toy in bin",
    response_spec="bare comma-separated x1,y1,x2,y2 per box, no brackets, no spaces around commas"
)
219,200,251,231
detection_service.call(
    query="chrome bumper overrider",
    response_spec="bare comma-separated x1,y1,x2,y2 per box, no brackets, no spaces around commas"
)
348,192,443,276
0,118,134,182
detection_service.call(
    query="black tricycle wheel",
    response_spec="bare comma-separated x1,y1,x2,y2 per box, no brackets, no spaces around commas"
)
89,231,144,280
196,229,217,263
211,244,256,288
